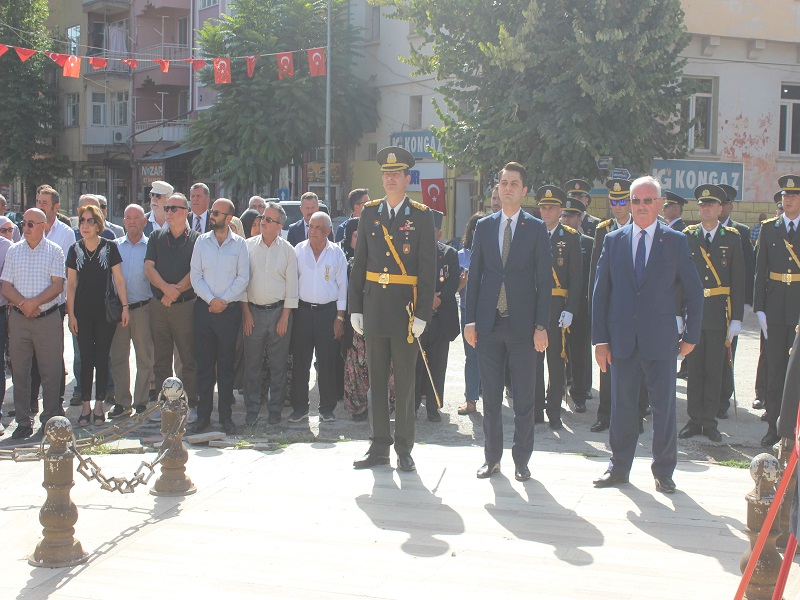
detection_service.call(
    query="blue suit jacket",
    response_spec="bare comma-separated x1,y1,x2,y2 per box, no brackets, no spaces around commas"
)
591,222,703,361
465,210,553,340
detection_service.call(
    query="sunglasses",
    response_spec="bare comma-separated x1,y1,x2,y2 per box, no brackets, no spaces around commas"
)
257,215,281,225
164,205,187,213
24,220,45,228
210,209,232,217
0,226,14,234
609,199,628,207
78,217,97,225
99,203,107,209
150,192,164,198
631,197,660,205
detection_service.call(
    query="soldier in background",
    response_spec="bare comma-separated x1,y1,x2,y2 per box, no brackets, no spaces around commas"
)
663,191,688,231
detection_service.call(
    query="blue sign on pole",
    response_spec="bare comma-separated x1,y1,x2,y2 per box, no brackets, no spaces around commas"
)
389,130,442,159
651,159,744,199
596,156,612,170
277,188,290,202
611,168,631,180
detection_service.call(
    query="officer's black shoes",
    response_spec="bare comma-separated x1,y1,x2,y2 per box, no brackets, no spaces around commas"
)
761,429,781,448
590,420,609,433
476,462,501,479
397,453,416,472
514,464,531,481
573,401,587,413
353,452,390,469
427,410,441,422
654,476,676,494
678,422,702,439
549,419,563,431
717,410,729,420
190,418,210,434
703,426,722,442
753,398,765,410
593,470,628,488
639,419,645,435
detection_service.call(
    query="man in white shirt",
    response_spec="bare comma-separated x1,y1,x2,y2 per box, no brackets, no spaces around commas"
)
288,212,347,423
242,202,299,426
144,180,173,236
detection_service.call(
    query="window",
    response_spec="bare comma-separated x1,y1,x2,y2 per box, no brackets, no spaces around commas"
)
65,93,79,127
199,0,219,9
111,91,128,126
368,143,378,161
89,22,105,56
410,95,423,129
178,17,189,47
681,77,713,152
91,92,106,126
66,25,80,55
780,85,800,155
366,6,380,41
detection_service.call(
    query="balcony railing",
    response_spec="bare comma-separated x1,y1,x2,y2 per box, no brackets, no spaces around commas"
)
83,51,132,76
136,44,191,70
82,0,130,12
133,119,190,143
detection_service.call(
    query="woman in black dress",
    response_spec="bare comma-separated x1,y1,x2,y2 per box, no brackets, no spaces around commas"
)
67,205,129,426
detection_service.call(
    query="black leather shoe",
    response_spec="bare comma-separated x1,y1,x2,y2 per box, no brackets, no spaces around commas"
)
427,410,441,422
477,462,501,479
574,401,586,414
353,452,390,469
678,422,702,439
11,425,33,440
514,464,531,481
221,420,237,435
655,476,676,494
549,419,563,431
190,418,211,434
761,413,769,422
590,420,609,433
703,426,722,442
761,430,781,448
593,470,629,488
753,398,765,410
717,410,729,420
397,453,416,472
267,412,281,425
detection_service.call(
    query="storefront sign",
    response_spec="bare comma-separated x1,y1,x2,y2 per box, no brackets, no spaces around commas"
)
408,162,444,192
307,162,342,183
651,159,744,200
140,162,164,186
389,130,442,159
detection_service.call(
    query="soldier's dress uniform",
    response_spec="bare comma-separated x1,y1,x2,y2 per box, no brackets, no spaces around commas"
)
678,185,745,442
717,183,756,418
664,191,688,231
415,210,460,420
561,194,593,411
565,178,599,239
533,186,582,430
349,147,436,466
756,176,800,445
589,179,649,432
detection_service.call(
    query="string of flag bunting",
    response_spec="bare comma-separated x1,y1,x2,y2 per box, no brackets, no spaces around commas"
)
0,43,327,83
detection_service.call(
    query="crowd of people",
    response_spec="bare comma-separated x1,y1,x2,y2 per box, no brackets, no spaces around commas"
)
0,148,798,495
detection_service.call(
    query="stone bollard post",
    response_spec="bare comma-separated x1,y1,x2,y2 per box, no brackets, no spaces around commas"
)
740,453,783,600
150,377,196,497
29,417,89,568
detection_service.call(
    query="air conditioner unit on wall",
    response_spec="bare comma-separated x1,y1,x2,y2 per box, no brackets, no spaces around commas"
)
112,128,128,144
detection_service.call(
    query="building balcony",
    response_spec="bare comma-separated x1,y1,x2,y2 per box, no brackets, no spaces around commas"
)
81,126,131,147
133,119,190,144
83,52,132,77
135,44,191,72
83,0,130,16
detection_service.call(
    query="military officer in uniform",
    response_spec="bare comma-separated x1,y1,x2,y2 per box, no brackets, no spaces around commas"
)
756,175,800,446
560,195,594,412
415,210,460,422
717,183,755,419
677,185,745,442
565,178,600,239
589,179,649,433
663,191,688,231
533,185,582,430
349,146,436,471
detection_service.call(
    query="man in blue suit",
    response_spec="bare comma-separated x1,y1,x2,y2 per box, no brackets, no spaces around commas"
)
465,162,553,482
592,175,703,493
287,192,334,246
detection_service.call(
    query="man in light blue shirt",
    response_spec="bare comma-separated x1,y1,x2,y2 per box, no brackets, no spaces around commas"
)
109,204,154,419
189,198,250,434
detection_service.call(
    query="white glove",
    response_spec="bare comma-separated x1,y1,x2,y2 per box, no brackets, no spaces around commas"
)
727,320,742,342
676,316,685,334
351,313,364,335
558,311,573,329
412,317,426,338
756,311,768,339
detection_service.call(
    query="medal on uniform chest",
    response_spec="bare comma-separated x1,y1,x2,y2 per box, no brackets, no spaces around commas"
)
403,243,411,254
325,265,331,281
556,241,566,267
720,246,728,268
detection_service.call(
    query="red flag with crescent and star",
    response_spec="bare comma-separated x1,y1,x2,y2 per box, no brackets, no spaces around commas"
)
154,59,169,73
46,52,67,67
63,55,81,78
308,47,326,77
213,58,231,84
0,44,8,58
14,47,36,62
421,178,446,214
121,58,138,69
89,57,107,70
245,55,257,78
276,52,294,80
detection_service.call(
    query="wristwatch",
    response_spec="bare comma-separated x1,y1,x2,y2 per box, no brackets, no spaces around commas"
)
336,315,345,322
535,325,546,331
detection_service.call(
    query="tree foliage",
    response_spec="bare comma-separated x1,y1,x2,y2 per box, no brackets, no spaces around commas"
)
378,0,692,185
186,0,379,194
0,0,67,202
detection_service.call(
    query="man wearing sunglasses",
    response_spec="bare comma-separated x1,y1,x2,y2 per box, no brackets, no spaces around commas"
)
0,193,20,241
144,181,173,236
96,195,124,239
592,176,703,494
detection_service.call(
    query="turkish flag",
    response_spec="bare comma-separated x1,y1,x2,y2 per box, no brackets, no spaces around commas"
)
154,59,169,73
213,58,231,84
0,44,8,58
421,178,446,214
14,47,36,62
121,58,138,69
89,57,107,70
245,55,257,78
63,55,81,78
276,52,293,80
46,52,67,66
307,47,326,77
184,58,206,71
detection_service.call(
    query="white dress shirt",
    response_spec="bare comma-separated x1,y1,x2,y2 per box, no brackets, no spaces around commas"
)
45,218,75,305
701,222,719,243
190,229,250,303
244,234,299,308
148,211,168,231
783,214,800,234
631,220,658,267
498,209,521,256
191,211,208,233
294,239,348,310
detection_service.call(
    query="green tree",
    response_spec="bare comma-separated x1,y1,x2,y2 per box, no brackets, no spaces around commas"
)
186,0,379,195
378,0,692,185
0,0,67,204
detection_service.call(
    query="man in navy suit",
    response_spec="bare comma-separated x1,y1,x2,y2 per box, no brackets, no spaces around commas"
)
592,176,703,493
465,162,552,482
287,192,334,246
